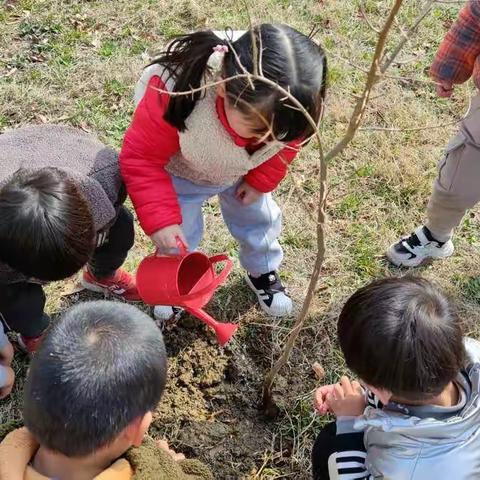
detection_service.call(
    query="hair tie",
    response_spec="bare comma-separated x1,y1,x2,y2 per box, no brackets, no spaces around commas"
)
213,45,229,54
208,44,229,73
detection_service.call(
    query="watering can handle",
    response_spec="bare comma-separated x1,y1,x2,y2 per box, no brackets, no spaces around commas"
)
209,254,233,289
184,254,233,301
175,237,188,256
153,237,188,257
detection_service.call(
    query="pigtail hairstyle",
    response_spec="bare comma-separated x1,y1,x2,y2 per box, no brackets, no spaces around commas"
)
151,24,327,140
151,31,228,131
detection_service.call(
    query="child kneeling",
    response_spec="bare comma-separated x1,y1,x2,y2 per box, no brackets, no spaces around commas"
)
0,301,213,480
313,277,480,480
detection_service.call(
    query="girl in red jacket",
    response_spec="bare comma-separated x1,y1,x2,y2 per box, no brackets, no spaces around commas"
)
120,25,327,320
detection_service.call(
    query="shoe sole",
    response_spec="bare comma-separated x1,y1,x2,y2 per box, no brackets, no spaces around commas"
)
386,243,455,268
80,278,141,303
244,275,293,317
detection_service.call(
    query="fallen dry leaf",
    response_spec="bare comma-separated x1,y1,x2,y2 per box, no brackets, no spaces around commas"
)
312,361,325,380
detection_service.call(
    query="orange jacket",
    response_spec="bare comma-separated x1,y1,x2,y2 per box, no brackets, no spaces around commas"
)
0,427,213,480
0,428,132,480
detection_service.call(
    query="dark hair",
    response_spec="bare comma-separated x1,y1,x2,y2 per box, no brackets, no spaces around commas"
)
0,167,95,281
23,301,167,457
153,24,327,140
338,277,465,401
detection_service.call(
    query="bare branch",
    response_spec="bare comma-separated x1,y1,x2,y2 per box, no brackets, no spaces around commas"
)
331,52,439,86
358,1,381,34
307,24,322,40
325,0,404,163
152,74,250,97
262,154,327,416
151,72,324,155
147,0,431,415
360,99,476,132
224,39,255,90
381,0,436,73
262,0,413,415
257,26,264,78
242,0,259,77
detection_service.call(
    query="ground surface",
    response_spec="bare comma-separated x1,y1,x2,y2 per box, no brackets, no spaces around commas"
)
1,0,479,478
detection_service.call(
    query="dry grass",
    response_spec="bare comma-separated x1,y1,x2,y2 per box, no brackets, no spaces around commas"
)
1,0,480,478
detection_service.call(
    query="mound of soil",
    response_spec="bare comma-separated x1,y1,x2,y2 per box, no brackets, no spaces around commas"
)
150,316,280,479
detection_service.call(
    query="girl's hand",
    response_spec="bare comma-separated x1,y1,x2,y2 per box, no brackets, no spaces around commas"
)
325,376,366,417
436,81,454,98
314,384,336,415
0,342,14,367
0,366,15,400
236,181,263,206
150,225,188,253
157,440,186,462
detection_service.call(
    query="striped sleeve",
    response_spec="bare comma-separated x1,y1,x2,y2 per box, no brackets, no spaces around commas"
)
366,390,383,409
327,437,373,480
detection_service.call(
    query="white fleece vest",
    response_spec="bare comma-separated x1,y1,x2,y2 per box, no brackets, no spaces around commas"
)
134,64,284,187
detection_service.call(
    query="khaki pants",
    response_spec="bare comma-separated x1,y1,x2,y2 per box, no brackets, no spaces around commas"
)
426,94,480,242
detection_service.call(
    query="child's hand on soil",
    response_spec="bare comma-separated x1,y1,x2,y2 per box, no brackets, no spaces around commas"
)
150,225,188,253
236,181,263,206
0,341,14,367
314,384,336,415
0,366,15,399
157,440,186,461
325,376,366,417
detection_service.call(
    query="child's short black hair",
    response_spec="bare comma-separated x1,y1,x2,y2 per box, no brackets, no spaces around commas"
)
338,276,465,401
0,167,95,281
23,301,167,457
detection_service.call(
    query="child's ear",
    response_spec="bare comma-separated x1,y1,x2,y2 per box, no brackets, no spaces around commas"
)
216,82,226,98
125,411,153,447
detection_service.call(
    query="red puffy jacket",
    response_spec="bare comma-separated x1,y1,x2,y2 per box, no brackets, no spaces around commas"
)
120,75,300,235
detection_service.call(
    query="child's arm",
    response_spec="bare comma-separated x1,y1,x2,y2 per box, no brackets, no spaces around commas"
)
0,428,38,480
243,140,301,193
314,378,374,479
430,0,480,94
119,76,183,244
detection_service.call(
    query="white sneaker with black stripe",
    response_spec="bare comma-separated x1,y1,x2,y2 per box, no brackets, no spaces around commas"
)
386,226,454,267
246,271,293,317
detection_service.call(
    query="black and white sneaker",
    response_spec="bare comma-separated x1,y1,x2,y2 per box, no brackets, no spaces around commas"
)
246,271,293,317
386,226,454,267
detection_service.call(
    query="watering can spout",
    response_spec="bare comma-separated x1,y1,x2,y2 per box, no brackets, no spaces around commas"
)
216,323,238,346
186,307,238,346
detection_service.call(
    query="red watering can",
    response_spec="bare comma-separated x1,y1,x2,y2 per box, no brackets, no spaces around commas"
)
136,239,238,346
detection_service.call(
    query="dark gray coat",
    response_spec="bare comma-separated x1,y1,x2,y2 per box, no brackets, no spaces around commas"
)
0,124,124,283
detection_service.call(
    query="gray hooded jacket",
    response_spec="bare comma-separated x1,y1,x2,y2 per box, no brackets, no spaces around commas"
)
351,338,480,479
0,124,123,284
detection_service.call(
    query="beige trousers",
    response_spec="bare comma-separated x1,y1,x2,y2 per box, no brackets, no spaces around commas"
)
426,94,480,242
